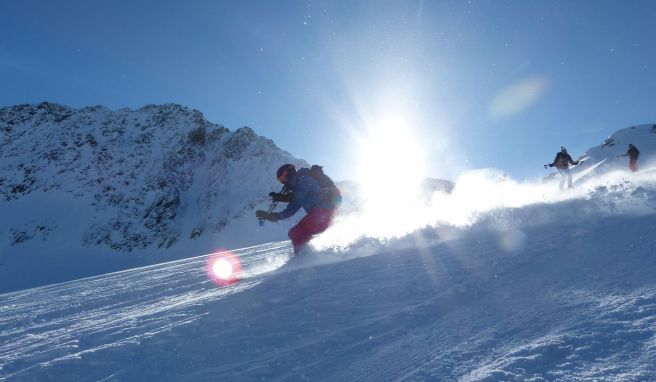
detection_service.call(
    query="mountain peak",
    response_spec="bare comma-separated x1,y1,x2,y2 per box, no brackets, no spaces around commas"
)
0,102,302,260
235,126,256,136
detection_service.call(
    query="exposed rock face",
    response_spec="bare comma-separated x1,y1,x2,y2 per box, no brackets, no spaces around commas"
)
0,102,306,251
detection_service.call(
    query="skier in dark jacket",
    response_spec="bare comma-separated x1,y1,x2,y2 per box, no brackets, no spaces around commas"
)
256,164,341,255
544,146,582,189
618,144,639,172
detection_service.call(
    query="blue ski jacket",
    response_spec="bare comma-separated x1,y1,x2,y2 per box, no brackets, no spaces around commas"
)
273,168,340,220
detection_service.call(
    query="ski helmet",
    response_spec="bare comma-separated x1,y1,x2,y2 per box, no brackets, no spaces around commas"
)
560,146,567,152
276,164,296,184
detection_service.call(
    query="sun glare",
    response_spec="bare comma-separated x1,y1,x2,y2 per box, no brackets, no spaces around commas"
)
355,113,429,236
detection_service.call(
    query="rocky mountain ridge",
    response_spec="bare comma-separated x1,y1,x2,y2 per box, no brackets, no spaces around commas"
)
0,102,307,252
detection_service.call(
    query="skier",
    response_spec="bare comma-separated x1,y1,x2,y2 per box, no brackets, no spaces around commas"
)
618,144,639,172
544,146,582,189
256,164,341,255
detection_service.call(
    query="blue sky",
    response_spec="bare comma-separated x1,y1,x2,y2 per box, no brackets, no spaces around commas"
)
1,0,655,182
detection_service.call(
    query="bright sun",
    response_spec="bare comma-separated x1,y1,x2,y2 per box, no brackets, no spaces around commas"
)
310,107,438,250
355,113,428,236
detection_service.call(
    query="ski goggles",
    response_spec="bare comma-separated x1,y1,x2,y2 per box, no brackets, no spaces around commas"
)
278,172,289,184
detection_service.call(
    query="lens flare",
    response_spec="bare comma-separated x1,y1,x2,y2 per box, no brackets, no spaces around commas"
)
206,251,242,286
488,77,548,118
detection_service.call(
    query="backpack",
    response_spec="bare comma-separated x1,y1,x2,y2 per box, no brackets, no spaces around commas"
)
308,165,342,206
554,152,571,168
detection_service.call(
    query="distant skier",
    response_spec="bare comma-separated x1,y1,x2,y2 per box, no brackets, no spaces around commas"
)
256,164,341,255
544,146,582,189
618,144,639,172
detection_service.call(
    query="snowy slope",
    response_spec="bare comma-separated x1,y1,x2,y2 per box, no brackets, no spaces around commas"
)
0,103,308,251
2,155,656,380
0,102,454,293
2,116,656,380
544,123,656,184
0,103,312,291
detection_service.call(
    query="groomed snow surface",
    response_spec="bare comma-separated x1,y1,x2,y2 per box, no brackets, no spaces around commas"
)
2,166,656,381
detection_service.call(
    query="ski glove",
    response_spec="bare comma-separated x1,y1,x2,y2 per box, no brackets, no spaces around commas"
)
256,210,278,222
269,192,294,203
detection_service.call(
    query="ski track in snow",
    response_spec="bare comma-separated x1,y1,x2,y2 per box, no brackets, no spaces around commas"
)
0,241,293,381
3,212,655,381
3,166,656,380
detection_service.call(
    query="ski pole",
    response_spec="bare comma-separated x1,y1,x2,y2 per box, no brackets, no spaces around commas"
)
259,185,288,226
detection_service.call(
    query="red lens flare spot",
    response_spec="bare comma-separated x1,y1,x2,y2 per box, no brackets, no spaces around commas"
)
206,251,242,286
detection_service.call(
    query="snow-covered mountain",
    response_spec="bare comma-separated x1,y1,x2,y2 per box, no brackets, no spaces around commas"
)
2,143,656,381
544,123,656,184
1,102,458,292
2,118,656,380
2,111,654,293
584,123,656,165
0,102,312,290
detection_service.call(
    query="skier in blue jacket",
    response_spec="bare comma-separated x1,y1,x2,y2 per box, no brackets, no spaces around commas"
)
256,164,341,255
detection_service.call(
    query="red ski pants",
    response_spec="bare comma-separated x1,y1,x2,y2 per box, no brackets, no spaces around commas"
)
630,159,638,172
288,208,336,255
